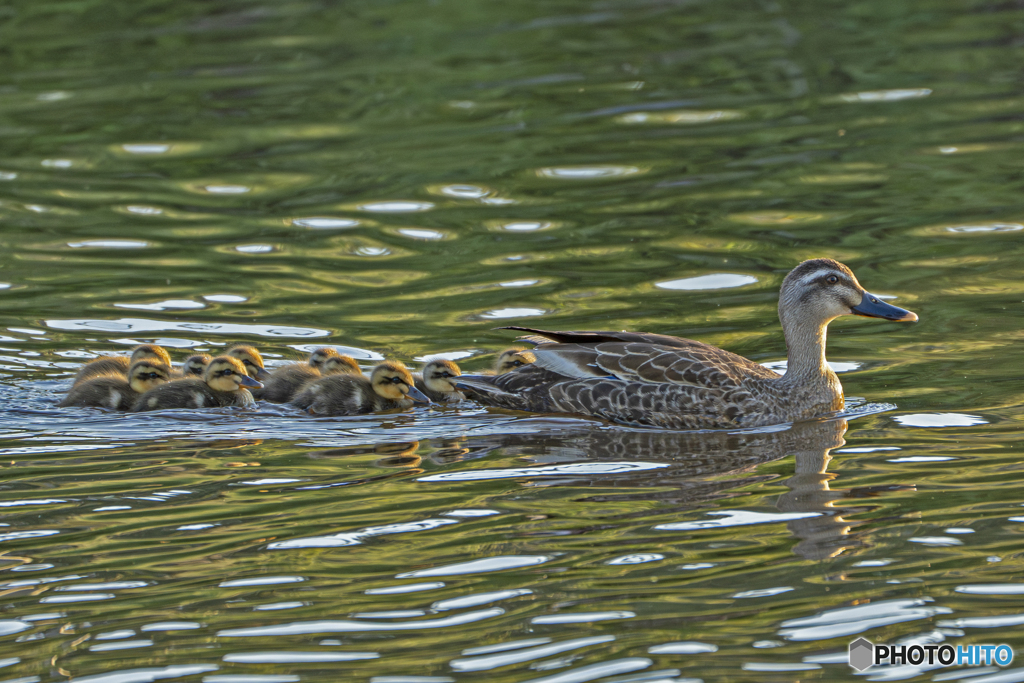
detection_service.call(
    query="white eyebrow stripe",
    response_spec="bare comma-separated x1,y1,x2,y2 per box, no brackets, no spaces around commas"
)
796,269,838,287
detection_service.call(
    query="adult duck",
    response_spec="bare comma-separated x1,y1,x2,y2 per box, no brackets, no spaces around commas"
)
455,259,917,430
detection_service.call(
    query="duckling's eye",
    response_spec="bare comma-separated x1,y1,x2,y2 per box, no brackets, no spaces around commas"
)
826,275,838,285
512,360,523,367
391,376,403,384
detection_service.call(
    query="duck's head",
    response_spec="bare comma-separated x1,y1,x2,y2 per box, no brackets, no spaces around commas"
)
128,360,171,393
779,259,917,327
495,347,536,374
308,347,340,369
370,361,430,404
227,344,271,380
205,356,264,392
421,359,462,393
182,354,212,377
130,344,172,366
321,354,361,376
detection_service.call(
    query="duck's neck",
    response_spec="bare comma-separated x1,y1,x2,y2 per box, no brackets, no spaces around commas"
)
779,313,834,386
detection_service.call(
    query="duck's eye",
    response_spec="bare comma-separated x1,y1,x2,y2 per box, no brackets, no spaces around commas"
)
826,275,838,284
391,376,403,384
512,360,523,367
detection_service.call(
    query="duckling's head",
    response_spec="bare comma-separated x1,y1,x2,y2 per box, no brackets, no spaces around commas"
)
779,259,917,328
182,354,212,377
495,347,536,374
321,354,361,376
128,360,171,393
227,344,271,380
130,344,172,366
422,359,462,393
205,356,265,392
308,347,341,369
370,361,430,403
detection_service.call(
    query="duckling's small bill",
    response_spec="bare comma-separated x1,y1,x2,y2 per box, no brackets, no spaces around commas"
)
238,375,264,389
850,292,918,322
406,386,431,404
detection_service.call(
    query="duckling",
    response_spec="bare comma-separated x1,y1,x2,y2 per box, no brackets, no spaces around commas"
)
414,359,464,402
226,344,271,380
291,360,430,416
256,351,362,403
173,353,212,378
307,347,362,374
131,356,263,412
493,347,536,374
72,344,172,386
59,359,171,410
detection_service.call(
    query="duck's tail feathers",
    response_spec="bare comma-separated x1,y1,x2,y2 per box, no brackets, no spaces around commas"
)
453,375,518,399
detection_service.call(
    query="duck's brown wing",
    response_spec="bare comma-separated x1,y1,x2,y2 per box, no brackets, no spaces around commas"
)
456,365,756,429
529,340,780,387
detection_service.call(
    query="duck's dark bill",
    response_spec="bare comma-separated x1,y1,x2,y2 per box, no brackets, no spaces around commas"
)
239,375,264,388
255,367,272,380
407,386,431,404
851,292,918,322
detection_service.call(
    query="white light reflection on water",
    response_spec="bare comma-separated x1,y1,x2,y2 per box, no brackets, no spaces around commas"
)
777,598,951,641
518,658,653,683
655,273,757,290
894,413,988,427
450,636,615,672
655,510,821,531
432,589,531,611
45,318,329,338
269,518,457,549
531,611,634,624
217,607,504,636
114,300,205,312
292,217,361,229
365,583,445,596
223,652,377,662
397,555,551,578
419,461,667,482
219,576,305,587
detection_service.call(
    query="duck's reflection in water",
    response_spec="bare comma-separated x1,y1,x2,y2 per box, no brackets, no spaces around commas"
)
406,417,900,561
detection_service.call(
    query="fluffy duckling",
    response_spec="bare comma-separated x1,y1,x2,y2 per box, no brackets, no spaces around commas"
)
308,347,361,374
131,356,263,412
73,344,172,386
491,347,536,375
291,360,430,416
226,344,271,380
415,359,464,402
173,353,212,378
256,350,362,403
60,359,171,410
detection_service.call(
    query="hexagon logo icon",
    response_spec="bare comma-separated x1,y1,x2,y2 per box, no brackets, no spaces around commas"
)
849,637,874,671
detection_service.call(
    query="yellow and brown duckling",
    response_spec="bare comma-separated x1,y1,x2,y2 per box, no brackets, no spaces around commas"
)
60,359,171,410
493,347,536,374
291,360,429,416
73,344,172,386
414,359,464,402
173,353,213,378
226,344,271,381
308,347,361,373
131,356,263,412
256,348,363,403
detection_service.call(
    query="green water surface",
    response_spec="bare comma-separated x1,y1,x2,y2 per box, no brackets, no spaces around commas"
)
2,1,1024,681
